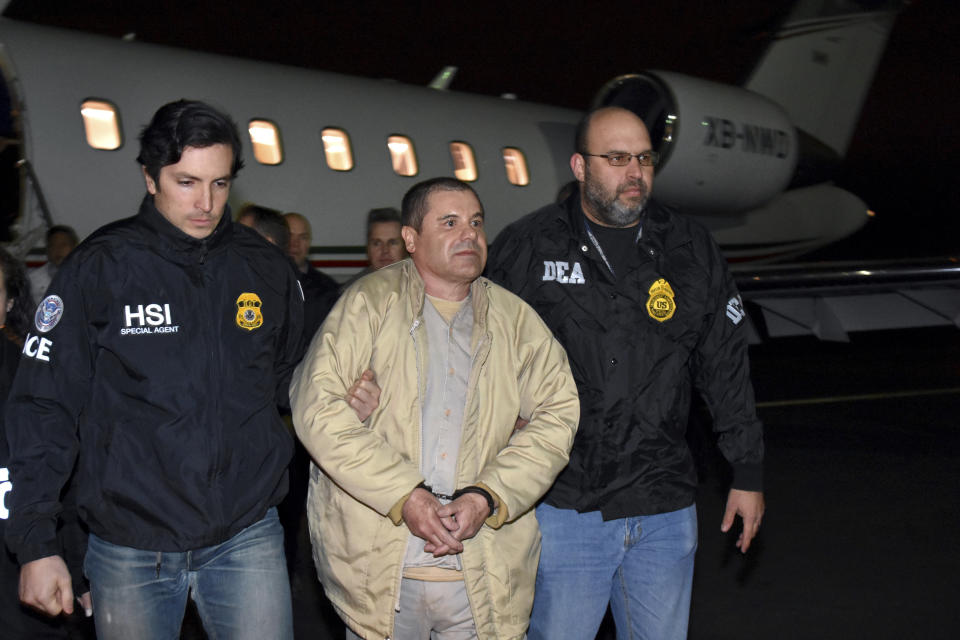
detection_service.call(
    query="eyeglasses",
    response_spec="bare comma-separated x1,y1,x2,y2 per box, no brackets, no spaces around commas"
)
580,151,660,167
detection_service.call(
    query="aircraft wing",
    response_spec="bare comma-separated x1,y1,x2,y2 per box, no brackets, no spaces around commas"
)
734,257,960,343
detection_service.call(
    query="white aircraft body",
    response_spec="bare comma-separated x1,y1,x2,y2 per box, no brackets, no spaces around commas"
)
2,0,957,340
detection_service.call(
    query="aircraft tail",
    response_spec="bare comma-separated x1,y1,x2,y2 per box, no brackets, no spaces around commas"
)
745,0,903,156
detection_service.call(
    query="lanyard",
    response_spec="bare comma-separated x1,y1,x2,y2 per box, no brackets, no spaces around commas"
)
583,218,643,278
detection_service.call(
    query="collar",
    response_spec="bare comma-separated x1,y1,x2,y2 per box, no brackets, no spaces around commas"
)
400,258,490,328
136,194,234,263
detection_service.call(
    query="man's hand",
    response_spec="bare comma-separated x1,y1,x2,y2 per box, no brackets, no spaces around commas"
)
436,493,489,543
346,369,381,422
721,489,765,553
19,555,74,616
402,488,464,557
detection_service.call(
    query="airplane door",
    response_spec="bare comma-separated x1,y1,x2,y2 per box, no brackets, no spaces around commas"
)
0,55,20,242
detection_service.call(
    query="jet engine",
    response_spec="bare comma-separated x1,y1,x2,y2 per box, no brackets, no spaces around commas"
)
592,72,800,214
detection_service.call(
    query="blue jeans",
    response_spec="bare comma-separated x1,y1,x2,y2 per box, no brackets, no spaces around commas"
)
84,507,293,640
528,503,697,640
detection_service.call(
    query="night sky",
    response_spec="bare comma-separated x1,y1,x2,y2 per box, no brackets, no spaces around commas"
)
4,0,958,260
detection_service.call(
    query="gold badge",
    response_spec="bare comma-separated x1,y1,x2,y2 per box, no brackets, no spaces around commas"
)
646,278,676,322
235,292,263,331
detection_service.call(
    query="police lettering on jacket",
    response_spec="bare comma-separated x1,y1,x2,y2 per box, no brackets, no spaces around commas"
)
21,294,63,363
541,261,585,284
122,303,179,335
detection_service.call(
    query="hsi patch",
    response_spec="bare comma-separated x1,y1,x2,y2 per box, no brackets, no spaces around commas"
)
35,295,64,333
121,303,180,336
646,278,676,322
236,292,263,331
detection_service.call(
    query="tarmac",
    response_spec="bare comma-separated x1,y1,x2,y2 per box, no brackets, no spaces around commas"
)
686,327,960,638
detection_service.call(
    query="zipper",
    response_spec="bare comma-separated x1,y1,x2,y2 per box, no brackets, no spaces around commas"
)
452,289,489,629
458,290,491,489
393,314,424,615
197,244,224,540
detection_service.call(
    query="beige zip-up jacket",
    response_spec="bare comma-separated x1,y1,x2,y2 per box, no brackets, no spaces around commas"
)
290,259,579,639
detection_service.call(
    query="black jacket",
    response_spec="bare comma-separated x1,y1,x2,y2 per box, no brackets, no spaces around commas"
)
486,191,763,518
299,262,340,343
1,331,84,638
4,196,304,563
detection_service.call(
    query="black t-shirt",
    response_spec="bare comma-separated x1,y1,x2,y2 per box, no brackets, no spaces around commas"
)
586,220,641,280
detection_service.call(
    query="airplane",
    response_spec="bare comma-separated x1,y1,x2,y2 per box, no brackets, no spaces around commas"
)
0,0,957,341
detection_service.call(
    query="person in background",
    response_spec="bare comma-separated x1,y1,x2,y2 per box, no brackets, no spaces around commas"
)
284,212,339,341
28,225,78,305
0,247,90,638
236,204,290,253
366,207,406,271
341,207,408,290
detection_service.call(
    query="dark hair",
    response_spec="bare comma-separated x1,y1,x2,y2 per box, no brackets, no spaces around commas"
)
236,204,290,252
366,207,401,238
46,225,78,246
0,247,33,339
137,100,244,184
400,178,480,232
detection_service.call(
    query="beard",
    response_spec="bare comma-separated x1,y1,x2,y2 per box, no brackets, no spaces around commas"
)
582,169,649,227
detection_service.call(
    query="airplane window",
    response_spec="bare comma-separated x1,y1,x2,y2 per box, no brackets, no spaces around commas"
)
248,119,283,165
321,128,353,171
503,148,529,186
80,99,122,150
387,135,418,177
449,142,477,182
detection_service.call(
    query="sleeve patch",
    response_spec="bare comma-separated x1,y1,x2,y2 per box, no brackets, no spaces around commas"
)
726,295,745,325
35,295,64,333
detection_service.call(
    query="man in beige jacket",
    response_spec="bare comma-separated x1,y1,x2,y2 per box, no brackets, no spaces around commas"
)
290,177,579,640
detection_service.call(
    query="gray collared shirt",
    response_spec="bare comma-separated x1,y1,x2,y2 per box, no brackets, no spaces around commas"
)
403,295,474,570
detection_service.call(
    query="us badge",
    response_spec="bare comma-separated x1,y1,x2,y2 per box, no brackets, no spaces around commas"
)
646,278,676,322
235,292,263,331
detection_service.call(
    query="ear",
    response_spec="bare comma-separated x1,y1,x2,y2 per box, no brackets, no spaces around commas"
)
570,153,585,183
5,299,12,313
400,225,418,254
142,166,158,195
